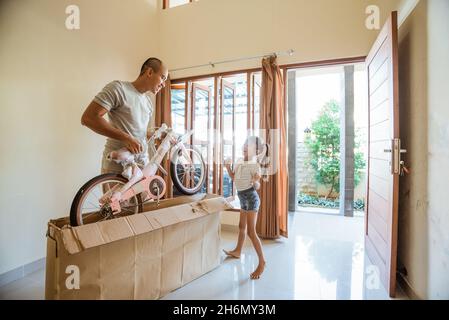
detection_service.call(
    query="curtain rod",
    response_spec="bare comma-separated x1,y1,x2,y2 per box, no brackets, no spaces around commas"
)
169,49,295,72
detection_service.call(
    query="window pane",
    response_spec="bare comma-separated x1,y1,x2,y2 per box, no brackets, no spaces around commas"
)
223,86,234,142
169,0,190,8
223,74,248,160
253,72,261,132
223,144,233,197
193,88,209,142
171,88,185,135
192,79,215,193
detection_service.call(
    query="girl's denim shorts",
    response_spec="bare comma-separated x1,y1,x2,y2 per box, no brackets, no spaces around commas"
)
237,187,260,212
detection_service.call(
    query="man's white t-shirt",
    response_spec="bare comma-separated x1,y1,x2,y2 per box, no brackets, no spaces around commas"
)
94,80,154,158
233,158,261,191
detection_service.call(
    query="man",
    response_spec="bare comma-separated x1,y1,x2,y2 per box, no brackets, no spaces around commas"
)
81,57,168,175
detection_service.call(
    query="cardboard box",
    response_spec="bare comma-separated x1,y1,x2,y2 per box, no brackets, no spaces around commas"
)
45,194,232,299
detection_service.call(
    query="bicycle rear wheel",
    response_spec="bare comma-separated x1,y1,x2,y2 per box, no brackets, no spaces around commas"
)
70,173,143,226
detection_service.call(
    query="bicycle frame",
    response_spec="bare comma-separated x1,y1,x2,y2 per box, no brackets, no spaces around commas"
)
107,124,194,213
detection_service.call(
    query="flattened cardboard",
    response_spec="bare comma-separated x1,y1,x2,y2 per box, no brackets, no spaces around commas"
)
160,223,185,296
72,223,105,250
126,213,154,235
134,230,163,299
45,194,228,299
142,212,163,230
99,238,135,299
96,218,134,243
151,208,182,227
60,228,81,254
198,197,234,214
182,219,204,285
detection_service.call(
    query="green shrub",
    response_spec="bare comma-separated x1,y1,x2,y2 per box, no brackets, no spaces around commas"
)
297,193,365,210
304,100,366,198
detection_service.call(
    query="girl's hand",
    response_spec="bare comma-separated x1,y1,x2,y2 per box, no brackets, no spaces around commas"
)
224,158,232,172
251,172,261,182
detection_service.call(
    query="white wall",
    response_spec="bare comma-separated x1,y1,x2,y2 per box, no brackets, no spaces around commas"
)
425,0,449,299
0,0,159,274
160,0,401,79
398,0,449,299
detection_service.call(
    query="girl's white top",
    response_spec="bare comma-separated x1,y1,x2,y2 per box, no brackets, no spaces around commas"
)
233,158,261,191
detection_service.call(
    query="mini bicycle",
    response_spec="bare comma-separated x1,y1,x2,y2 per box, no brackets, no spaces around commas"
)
70,124,206,226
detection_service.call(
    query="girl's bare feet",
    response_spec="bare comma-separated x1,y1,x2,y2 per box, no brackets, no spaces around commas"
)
250,261,266,279
223,249,241,259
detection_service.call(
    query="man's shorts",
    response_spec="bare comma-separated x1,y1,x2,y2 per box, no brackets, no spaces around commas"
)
101,149,125,174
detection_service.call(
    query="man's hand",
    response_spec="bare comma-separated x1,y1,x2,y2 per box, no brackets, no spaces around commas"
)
124,136,143,154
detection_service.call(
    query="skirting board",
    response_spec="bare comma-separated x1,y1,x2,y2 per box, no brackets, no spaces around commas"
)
0,258,46,288
397,272,421,300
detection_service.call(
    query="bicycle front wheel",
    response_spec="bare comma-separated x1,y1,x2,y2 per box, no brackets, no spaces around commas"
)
170,145,206,195
70,173,143,226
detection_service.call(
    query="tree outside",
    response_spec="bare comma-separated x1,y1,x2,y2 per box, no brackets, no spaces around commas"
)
301,99,366,208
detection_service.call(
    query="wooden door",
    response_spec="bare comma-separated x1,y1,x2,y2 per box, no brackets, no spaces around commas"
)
365,11,402,297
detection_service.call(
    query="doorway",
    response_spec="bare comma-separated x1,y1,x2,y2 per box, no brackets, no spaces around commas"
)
286,63,368,217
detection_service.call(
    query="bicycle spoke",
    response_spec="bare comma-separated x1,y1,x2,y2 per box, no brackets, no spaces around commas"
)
194,170,202,177
182,172,188,186
177,166,186,174
91,188,102,202
87,200,100,209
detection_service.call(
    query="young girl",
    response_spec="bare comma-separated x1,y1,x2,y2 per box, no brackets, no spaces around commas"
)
223,136,266,279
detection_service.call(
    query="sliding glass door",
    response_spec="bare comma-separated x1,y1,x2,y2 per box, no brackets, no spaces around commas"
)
170,71,260,199
220,80,236,198
191,83,212,193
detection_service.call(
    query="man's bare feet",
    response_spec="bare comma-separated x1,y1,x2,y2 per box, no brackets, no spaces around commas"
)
223,249,241,259
250,261,266,279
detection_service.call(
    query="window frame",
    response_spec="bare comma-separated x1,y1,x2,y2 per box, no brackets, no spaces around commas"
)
169,57,366,198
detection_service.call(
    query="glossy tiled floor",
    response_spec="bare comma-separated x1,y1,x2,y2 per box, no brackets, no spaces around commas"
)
0,211,407,300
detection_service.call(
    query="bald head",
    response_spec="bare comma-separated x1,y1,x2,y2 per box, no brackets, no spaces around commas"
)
140,57,163,76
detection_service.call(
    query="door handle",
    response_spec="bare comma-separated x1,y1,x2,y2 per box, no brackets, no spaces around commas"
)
383,141,408,174
384,148,406,153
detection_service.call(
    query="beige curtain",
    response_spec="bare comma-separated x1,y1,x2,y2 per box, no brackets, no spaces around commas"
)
155,76,173,198
257,56,289,238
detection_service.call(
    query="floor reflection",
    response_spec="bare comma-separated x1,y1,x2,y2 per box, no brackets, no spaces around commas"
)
162,210,402,300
